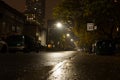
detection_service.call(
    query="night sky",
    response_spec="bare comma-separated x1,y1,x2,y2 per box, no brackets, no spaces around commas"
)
2,0,62,19
45,0,62,19
2,0,25,12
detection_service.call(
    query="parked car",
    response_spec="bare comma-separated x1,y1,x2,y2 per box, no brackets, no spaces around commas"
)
94,40,116,55
0,38,8,53
6,34,39,53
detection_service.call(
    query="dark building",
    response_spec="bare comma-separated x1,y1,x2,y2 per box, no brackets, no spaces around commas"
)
0,1,26,39
24,0,46,45
0,0,44,44
24,0,45,25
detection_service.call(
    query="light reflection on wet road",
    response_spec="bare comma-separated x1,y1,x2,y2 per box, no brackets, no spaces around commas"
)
0,51,77,80
48,53,120,80
39,51,76,66
1,51,120,80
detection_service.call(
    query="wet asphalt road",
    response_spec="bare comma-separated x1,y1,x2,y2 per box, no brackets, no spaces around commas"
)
0,51,120,80
0,51,76,80
48,52,120,80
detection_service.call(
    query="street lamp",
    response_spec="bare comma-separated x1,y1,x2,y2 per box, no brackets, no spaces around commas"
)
117,27,119,32
56,22,62,29
70,39,74,42
66,33,70,37
47,22,63,48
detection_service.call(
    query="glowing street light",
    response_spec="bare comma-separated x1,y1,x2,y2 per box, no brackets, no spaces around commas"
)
117,27,119,32
71,39,74,42
66,33,70,37
56,22,62,28
47,22,63,47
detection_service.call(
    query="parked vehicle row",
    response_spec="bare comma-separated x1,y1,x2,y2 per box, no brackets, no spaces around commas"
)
92,40,116,55
0,34,46,53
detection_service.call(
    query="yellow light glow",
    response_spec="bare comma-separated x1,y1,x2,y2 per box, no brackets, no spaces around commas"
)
71,39,74,42
38,37,41,41
48,44,52,48
56,22,62,28
66,33,70,37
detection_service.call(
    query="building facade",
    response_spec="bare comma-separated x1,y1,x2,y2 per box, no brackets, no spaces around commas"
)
0,1,26,39
0,1,40,42
24,0,46,46
25,0,45,22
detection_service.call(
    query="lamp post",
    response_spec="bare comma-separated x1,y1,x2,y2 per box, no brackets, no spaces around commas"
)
66,33,70,37
47,21,77,50
56,22,62,28
70,38,74,42
47,22,63,49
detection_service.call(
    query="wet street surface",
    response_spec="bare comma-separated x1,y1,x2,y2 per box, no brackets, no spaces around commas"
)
0,51,76,80
48,53,120,80
0,51,120,80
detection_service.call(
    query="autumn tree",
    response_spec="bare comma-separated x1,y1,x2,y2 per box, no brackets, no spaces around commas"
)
53,0,120,47
86,0,120,39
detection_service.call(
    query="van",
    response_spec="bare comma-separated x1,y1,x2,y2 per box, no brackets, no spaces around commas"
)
6,35,39,53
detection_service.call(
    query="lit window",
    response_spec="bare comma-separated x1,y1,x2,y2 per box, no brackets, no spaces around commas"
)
117,27,119,32
34,8,37,10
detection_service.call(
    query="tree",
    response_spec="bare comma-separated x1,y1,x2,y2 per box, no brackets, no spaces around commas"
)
53,0,84,27
85,0,120,39
53,0,120,47
53,0,98,47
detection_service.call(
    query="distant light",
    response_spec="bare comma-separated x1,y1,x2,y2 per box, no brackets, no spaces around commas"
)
94,26,97,30
34,8,37,10
36,32,39,36
48,44,52,48
56,22,62,28
117,27,119,32
71,39,74,42
66,33,70,37
38,37,41,41
22,36,24,39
